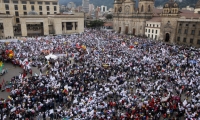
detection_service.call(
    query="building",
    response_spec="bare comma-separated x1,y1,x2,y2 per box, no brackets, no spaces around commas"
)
101,5,107,13
0,0,84,37
182,6,194,11
82,0,89,13
89,4,94,13
113,0,200,47
145,17,161,40
113,0,154,36
67,2,76,10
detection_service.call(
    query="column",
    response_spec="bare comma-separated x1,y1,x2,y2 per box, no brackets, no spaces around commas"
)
43,19,49,35
72,22,75,32
63,22,66,34
3,18,14,37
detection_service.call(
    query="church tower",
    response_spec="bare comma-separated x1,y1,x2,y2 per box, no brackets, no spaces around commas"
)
138,0,154,15
113,0,122,13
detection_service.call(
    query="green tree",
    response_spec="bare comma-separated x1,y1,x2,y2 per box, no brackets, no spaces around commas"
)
87,20,104,28
106,14,113,20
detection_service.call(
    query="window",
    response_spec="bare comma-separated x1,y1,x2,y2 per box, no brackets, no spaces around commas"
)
24,12,27,15
190,39,193,43
148,34,150,37
16,18,20,23
45,2,50,5
5,4,9,10
54,6,57,11
15,11,19,16
186,24,188,26
150,24,151,27
39,6,42,11
193,24,196,27
157,25,159,27
38,1,42,4
191,30,195,35
31,6,34,10
54,12,57,14
179,23,182,26
6,11,10,15
147,24,148,26
53,2,57,5
141,5,144,12
23,5,26,10
152,30,154,33
152,35,153,38
47,12,50,15
46,6,50,11
178,29,181,34
13,1,18,4
146,29,147,32
3,0,9,3
197,40,200,44
14,5,18,10
30,1,35,4
148,5,151,12
184,29,188,34
40,12,43,15
21,1,27,4
183,38,186,42
156,30,158,34
177,37,180,42
148,29,150,33
153,24,155,27
155,35,157,40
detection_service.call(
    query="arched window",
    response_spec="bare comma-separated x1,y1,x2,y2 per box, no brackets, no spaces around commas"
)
148,5,151,12
141,5,143,12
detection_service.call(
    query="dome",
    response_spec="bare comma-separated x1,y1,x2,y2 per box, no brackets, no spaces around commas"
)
28,11,38,15
195,0,200,9
163,0,179,8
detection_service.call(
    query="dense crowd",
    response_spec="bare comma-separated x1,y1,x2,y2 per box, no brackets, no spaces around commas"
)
0,29,200,120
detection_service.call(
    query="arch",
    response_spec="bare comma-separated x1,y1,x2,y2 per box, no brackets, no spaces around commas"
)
141,5,144,12
165,33,170,42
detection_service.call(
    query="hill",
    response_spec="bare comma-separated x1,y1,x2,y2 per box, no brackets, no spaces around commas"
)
59,0,199,9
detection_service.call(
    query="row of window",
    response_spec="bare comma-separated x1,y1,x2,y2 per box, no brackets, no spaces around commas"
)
145,29,158,34
146,24,159,28
5,5,57,11
6,11,57,15
3,0,58,5
178,29,197,35
179,23,196,27
147,34,158,40
177,37,200,44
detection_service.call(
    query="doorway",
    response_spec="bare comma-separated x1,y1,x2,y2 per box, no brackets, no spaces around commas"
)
133,28,135,35
118,27,121,33
165,33,170,42
125,26,128,34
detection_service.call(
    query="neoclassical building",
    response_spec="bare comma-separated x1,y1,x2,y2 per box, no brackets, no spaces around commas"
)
0,0,84,37
113,0,200,47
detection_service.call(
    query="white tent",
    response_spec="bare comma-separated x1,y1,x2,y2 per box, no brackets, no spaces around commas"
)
45,54,58,60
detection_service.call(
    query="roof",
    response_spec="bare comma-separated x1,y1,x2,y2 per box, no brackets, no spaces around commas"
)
153,8,162,16
180,10,200,19
146,17,162,22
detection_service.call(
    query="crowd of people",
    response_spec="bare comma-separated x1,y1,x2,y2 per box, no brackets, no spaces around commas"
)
0,29,200,120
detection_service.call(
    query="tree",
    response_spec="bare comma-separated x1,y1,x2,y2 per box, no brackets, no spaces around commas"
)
106,14,113,20
87,20,104,28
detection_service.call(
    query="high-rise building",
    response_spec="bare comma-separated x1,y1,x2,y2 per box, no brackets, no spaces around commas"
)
89,4,94,13
67,2,76,9
82,0,89,13
101,5,107,12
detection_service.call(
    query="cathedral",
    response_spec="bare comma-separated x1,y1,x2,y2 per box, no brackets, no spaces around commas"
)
113,0,200,47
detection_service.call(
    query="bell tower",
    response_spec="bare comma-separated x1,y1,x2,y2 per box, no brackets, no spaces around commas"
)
138,0,154,15
114,0,122,13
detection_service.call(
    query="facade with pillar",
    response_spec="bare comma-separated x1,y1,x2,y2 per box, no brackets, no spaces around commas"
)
0,12,84,37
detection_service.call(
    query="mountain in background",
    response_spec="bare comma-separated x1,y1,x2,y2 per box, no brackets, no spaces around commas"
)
59,0,198,9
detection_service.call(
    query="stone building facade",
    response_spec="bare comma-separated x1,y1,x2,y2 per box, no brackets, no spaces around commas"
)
113,0,200,47
0,0,84,37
